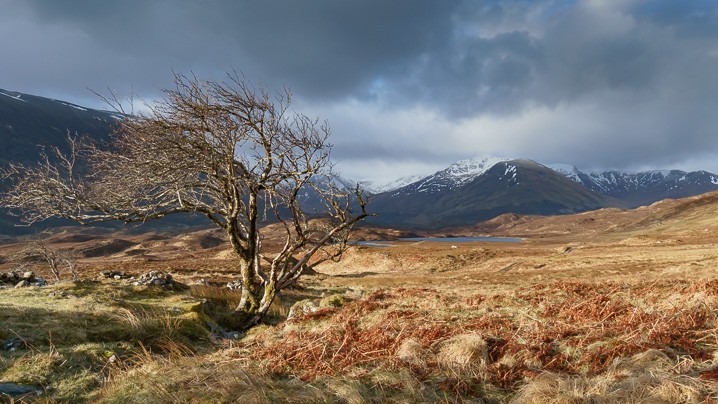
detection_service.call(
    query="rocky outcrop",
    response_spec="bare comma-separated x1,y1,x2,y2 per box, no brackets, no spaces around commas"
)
133,271,173,287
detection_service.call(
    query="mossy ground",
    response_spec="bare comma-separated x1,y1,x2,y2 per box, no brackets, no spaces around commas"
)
0,280,211,402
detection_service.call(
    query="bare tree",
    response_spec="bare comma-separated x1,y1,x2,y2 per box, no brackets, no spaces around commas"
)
11,241,78,282
0,72,369,327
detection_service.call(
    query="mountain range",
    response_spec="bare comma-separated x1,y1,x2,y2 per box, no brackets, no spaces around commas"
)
357,156,718,229
547,164,718,207
2,88,718,233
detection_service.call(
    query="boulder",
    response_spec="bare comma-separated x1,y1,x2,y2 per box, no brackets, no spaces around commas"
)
287,299,319,320
2,271,47,288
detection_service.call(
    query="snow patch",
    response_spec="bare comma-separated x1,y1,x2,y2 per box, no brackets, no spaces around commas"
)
649,170,671,177
547,163,582,183
438,155,511,187
59,102,88,111
447,155,510,178
362,174,426,193
0,90,28,103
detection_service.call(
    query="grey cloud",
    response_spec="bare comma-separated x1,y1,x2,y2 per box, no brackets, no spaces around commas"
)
634,0,718,37
2,0,718,177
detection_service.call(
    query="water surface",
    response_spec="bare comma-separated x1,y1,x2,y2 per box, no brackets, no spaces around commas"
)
356,236,522,247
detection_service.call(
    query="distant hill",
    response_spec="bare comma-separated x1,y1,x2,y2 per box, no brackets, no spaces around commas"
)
0,89,121,234
357,155,718,229
469,189,718,239
0,89,120,166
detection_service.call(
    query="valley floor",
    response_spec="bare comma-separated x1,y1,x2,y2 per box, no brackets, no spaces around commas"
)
2,199,718,402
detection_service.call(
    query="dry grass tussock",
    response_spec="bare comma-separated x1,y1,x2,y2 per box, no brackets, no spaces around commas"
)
436,333,489,374
512,350,713,403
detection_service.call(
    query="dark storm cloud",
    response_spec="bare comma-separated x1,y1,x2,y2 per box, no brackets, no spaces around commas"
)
387,0,699,115
2,0,718,179
16,0,460,100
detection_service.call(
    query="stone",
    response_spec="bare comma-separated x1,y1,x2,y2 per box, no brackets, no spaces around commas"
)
14,280,30,288
0,382,43,397
101,270,132,280
287,299,319,320
192,278,209,286
21,271,35,280
226,280,242,290
2,338,24,352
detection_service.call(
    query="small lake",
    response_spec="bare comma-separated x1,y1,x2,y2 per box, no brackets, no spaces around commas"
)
356,236,522,247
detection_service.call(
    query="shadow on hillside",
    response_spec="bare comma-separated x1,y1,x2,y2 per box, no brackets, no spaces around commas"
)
0,305,129,348
331,271,379,279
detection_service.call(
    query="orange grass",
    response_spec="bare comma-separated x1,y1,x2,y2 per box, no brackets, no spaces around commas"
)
245,280,718,391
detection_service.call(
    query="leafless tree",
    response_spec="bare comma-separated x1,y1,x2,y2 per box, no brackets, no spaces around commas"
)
11,241,77,282
0,71,369,327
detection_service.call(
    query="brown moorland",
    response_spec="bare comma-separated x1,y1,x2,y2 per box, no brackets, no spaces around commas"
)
2,191,718,402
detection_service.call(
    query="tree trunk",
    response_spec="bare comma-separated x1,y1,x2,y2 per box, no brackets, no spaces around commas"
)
236,259,259,313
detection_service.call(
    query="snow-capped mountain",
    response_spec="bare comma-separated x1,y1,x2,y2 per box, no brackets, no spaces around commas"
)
0,89,124,234
546,163,583,182
4,87,718,231
359,174,426,194
389,155,511,196
363,155,718,229
367,159,622,229
547,164,718,207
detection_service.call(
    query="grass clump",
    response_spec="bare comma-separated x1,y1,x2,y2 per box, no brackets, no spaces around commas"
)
100,355,334,404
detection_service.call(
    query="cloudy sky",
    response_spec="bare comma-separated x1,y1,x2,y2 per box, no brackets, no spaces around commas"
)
2,0,718,183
